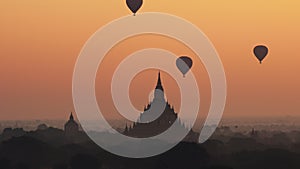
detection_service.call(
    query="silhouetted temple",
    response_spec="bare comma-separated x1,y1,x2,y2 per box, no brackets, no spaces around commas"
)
64,112,79,137
124,72,199,142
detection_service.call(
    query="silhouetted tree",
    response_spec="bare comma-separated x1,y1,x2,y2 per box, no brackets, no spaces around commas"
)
208,166,233,169
157,142,210,169
15,162,30,169
70,154,101,169
53,163,68,169
0,158,12,169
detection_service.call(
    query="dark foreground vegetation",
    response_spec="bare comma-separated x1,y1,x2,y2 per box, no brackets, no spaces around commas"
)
0,126,300,169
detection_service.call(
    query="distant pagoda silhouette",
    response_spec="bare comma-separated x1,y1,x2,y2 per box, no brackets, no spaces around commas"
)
124,72,199,142
64,112,79,137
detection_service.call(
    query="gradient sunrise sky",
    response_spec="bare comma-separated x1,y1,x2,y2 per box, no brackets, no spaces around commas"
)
0,0,299,120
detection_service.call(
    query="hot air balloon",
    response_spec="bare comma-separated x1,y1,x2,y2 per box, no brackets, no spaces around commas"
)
254,45,269,64
176,56,193,77
126,0,143,16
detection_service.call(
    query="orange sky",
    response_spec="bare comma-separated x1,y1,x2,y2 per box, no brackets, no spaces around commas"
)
0,0,299,120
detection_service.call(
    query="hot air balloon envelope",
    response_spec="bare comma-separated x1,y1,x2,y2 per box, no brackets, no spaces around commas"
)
176,56,193,77
126,0,143,16
254,45,268,64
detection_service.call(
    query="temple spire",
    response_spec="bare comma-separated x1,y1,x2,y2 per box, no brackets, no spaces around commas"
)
155,71,164,91
69,112,74,121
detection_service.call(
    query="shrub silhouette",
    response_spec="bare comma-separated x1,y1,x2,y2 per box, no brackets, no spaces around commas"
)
70,154,101,169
